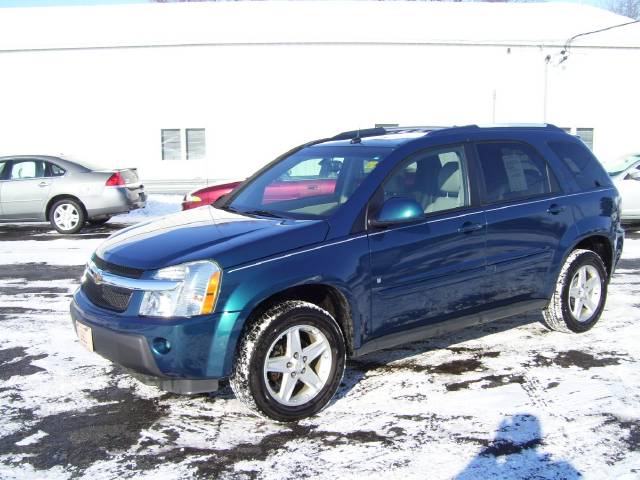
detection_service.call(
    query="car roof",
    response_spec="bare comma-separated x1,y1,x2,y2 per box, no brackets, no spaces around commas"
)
313,124,567,149
0,155,90,172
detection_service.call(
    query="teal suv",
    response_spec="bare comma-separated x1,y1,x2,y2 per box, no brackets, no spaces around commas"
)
71,125,624,421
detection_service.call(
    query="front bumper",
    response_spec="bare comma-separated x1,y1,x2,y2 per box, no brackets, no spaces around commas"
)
70,291,241,394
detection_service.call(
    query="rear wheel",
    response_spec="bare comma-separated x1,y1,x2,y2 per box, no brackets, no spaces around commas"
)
50,199,85,234
543,249,608,333
230,301,346,422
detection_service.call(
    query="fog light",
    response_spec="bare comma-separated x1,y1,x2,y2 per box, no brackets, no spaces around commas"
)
152,337,171,355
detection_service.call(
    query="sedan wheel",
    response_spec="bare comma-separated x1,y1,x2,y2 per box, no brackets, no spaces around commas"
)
50,199,85,234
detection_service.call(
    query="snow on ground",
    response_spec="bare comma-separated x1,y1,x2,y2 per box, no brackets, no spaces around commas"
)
117,194,183,223
0,204,639,479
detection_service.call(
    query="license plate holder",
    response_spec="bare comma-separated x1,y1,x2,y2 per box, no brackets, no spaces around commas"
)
76,322,94,352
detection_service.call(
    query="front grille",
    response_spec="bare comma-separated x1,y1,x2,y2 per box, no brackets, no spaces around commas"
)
92,253,144,279
82,274,133,313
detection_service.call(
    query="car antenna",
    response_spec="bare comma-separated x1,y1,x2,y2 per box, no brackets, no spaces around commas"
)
351,126,362,144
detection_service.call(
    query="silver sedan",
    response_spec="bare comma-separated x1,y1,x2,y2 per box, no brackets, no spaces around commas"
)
0,155,146,234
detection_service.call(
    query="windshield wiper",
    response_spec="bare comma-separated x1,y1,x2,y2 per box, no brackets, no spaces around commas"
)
244,209,283,219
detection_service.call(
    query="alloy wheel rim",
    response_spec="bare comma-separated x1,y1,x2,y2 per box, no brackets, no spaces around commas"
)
53,204,80,231
263,324,332,407
568,265,602,323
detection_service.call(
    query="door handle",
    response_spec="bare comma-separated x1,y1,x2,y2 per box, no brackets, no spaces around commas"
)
458,222,483,234
547,204,565,215
38,182,50,188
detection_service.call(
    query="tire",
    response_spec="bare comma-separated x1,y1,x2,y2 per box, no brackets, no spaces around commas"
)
230,300,346,422
50,198,85,234
542,249,608,333
87,217,111,227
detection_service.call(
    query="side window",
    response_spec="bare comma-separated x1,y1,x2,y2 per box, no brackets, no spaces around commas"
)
49,163,66,177
383,145,469,214
476,142,551,204
548,141,611,189
0,161,6,179
9,160,46,180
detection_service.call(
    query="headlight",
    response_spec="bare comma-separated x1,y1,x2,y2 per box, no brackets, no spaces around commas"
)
139,261,221,317
184,194,202,203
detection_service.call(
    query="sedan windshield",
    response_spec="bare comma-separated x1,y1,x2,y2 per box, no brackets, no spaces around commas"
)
604,154,640,177
226,146,390,219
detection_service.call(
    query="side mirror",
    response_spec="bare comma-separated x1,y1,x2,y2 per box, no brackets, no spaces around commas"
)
370,197,424,228
627,170,640,181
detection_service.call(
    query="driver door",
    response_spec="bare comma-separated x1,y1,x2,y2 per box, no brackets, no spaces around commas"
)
368,144,488,339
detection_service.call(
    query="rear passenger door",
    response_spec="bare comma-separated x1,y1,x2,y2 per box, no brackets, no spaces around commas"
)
475,141,572,304
1,159,52,220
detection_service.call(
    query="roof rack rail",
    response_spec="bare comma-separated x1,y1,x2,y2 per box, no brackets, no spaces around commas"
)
331,126,442,141
331,123,563,142
472,123,562,129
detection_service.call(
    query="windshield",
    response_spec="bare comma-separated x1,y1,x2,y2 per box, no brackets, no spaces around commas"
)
226,146,390,219
604,154,640,177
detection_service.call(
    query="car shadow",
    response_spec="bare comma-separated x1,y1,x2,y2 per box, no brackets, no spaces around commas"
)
0,221,126,240
332,310,546,404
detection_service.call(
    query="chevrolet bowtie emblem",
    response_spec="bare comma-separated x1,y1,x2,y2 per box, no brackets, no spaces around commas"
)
87,262,103,285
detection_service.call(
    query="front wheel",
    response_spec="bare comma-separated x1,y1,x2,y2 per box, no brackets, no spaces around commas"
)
543,249,608,333
50,199,85,234
230,301,346,422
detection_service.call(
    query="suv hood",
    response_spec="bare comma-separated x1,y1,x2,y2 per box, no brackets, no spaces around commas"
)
96,206,330,271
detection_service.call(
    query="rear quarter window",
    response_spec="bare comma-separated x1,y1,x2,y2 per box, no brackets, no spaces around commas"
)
548,141,612,189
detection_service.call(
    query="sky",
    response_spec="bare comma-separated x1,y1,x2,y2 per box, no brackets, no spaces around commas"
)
0,0,606,8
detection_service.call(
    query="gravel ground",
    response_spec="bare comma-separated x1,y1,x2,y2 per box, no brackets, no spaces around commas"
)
0,215,639,479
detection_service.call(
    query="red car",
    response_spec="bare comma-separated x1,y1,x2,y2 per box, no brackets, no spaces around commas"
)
182,181,241,210
182,178,339,211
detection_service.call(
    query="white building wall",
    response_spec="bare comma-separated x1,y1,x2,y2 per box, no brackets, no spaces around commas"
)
0,40,638,184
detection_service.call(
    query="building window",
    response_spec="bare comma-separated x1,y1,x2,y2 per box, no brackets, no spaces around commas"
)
576,128,594,150
161,129,181,161
186,128,206,160
161,128,206,160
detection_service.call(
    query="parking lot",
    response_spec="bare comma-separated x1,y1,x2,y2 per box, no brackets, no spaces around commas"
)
1,216,639,479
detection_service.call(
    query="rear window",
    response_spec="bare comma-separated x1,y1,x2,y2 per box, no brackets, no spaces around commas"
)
548,141,612,189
